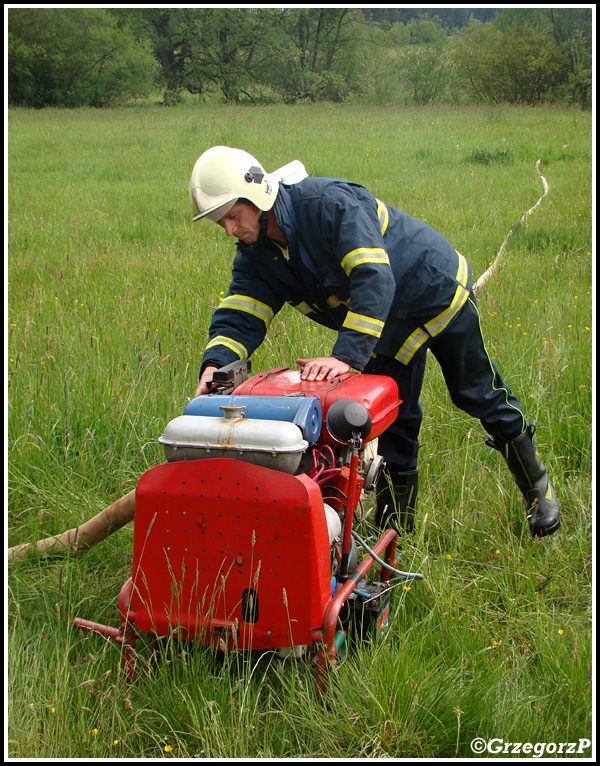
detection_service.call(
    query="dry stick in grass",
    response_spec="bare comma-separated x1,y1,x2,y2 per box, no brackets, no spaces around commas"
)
7,489,136,562
473,159,550,292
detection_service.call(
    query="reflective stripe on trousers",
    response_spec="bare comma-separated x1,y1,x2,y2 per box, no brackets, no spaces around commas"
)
366,291,525,471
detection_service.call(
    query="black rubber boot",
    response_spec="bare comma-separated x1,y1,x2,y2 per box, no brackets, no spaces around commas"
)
486,421,561,538
375,469,418,534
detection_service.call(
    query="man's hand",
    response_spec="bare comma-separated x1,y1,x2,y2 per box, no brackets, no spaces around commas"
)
296,357,351,382
195,366,218,397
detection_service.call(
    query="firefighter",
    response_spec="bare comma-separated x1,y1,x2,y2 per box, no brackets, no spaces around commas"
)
189,146,561,539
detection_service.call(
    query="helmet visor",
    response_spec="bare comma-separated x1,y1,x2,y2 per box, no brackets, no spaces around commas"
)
191,188,237,227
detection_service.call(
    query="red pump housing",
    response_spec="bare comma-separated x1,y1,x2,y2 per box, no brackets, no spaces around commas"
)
129,458,332,651
234,368,400,446
73,368,405,694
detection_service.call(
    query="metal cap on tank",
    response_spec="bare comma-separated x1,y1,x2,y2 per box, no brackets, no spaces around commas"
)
325,399,372,444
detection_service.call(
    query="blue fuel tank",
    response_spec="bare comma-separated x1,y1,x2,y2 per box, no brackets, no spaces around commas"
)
183,394,322,443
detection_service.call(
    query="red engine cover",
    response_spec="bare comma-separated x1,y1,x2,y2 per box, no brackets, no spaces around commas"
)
233,368,401,446
130,459,332,650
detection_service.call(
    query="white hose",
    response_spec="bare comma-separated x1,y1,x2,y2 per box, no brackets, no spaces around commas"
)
473,160,549,292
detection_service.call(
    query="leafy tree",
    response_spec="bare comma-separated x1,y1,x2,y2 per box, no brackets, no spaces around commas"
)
453,21,568,105
488,8,591,107
546,8,592,106
181,8,279,103
9,6,590,109
111,8,193,103
272,8,361,102
399,43,449,105
363,8,497,27
406,17,446,45
387,22,411,46
8,8,157,107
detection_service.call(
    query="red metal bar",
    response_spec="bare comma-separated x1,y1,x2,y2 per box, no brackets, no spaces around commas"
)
338,447,361,578
117,577,134,626
116,578,137,681
380,533,398,583
314,528,397,693
72,618,122,641
73,578,138,681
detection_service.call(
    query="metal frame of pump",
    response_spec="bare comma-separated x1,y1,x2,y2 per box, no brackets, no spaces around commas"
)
308,423,400,692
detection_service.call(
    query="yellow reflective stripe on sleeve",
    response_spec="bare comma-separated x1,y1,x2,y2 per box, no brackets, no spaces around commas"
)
395,327,430,365
327,295,350,309
394,252,471,365
455,251,468,287
341,248,390,275
343,311,385,338
376,199,389,236
205,335,248,360
290,301,314,316
424,284,470,337
424,252,470,337
218,294,274,328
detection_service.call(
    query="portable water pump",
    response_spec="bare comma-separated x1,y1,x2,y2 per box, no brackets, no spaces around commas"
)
73,361,423,692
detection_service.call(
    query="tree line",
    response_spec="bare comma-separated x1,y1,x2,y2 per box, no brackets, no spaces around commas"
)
8,7,592,109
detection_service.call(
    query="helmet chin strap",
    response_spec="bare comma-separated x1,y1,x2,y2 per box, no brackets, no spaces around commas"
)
238,211,270,254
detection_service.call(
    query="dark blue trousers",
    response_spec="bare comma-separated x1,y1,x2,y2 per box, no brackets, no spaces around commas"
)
365,293,526,472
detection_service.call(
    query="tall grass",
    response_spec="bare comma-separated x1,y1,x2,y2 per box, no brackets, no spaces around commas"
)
7,103,593,758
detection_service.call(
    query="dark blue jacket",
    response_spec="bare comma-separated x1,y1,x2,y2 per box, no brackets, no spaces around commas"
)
200,177,471,375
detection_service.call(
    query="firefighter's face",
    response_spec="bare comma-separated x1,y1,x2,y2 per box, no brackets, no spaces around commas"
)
217,201,261,244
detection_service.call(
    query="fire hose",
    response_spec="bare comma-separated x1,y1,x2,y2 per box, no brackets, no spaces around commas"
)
7,489,136,562
473,159,549,292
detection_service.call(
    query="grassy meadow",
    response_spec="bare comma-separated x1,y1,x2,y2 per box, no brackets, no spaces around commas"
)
6,103,593,759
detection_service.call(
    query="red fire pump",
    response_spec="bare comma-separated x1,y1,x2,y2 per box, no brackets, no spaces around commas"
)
73,361,423,692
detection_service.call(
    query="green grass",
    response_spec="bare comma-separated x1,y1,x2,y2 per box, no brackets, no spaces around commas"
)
7,103,593,758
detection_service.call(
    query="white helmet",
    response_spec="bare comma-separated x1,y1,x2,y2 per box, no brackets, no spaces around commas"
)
189,146,279,227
